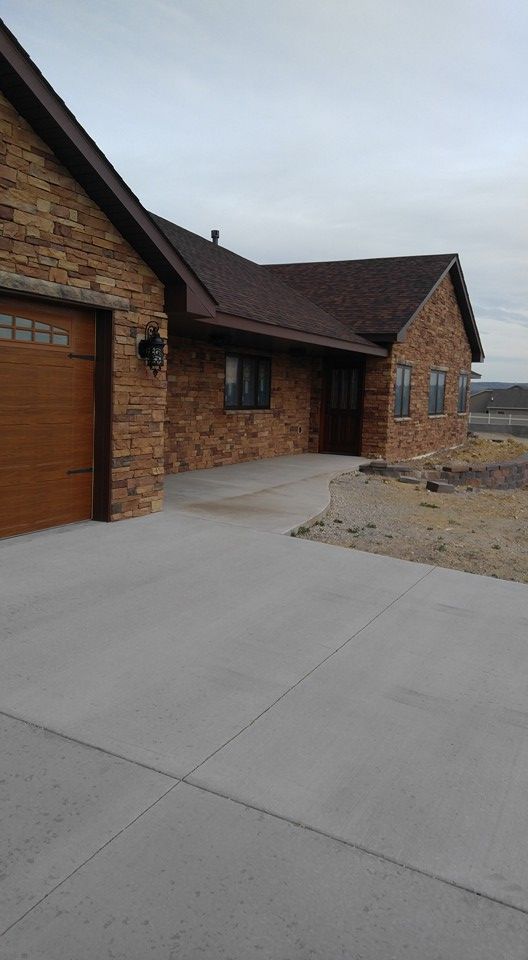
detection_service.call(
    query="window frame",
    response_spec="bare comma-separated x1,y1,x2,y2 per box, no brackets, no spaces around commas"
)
0,311,70,346
394,363,412,418
428,369,446,416
457,372,469,414
224,353,272,410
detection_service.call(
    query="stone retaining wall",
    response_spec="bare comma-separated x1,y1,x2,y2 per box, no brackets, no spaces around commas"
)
360,456,528,490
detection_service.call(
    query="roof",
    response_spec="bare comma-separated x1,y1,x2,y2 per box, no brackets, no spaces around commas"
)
0,18,214,316
266,254,484,362
152,215,384,353
0,18,481,362
478,386,528,410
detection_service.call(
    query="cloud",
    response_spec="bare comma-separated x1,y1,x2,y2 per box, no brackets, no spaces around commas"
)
3,0,527,380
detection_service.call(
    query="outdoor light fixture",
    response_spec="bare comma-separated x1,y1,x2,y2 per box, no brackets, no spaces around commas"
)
138,321,165,376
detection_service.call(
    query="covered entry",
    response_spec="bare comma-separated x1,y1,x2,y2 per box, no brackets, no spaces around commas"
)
0,296,96,538
320,361,363,455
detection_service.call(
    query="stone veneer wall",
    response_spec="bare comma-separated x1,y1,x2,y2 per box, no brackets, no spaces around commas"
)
0,92,167,519
165,336,319,472
361,275,473,460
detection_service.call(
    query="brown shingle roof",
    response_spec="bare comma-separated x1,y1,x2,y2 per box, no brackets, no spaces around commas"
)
265,255,457,341
151,215,380,350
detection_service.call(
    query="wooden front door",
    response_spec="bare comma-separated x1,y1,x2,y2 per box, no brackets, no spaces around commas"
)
0,296,96,538
321,363,363,454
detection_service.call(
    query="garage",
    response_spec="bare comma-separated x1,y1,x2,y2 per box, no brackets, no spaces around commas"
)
0,296,96,538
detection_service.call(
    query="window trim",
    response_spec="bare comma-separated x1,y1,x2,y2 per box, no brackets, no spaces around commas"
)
224,352,272,410
428,368,446,416
457,372,469,414
0,311,70,346
394,363,412,418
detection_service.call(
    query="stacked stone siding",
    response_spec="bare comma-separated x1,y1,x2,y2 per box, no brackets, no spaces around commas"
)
165,337,316,472
361,275,472,460
0,91,167,519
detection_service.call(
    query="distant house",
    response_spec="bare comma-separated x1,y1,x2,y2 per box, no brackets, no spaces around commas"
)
0,19,484,539
470,386,528,420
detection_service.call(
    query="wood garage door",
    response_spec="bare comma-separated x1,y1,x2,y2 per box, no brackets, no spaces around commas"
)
0,296,96,538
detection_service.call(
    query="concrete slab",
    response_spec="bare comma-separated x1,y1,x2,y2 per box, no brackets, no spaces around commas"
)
164,453,366,532
0,714,173,932
2,781,527,960
0,510,428,777
2,455,528,957
190,565,528,911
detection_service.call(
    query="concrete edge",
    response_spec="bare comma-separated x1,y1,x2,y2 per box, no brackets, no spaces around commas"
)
286,467,363,537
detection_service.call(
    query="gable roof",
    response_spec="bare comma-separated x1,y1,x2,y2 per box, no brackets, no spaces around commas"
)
0,18,215,317
152,215,385,354
266,254,484,362
0,18,481,362
479,386,528,409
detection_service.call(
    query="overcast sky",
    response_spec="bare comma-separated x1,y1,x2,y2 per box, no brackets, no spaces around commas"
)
3,0,528,380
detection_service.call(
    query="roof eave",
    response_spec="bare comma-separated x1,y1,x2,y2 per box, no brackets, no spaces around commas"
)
197,311,388,356
0,19,216,318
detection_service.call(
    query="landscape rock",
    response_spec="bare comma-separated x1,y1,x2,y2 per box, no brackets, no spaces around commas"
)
426,480,455,494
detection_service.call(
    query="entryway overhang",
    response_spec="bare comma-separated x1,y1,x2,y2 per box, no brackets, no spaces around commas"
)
168,309,388,358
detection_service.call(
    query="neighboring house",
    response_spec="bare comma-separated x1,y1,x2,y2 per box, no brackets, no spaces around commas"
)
470,386,528,419
0,20,484,539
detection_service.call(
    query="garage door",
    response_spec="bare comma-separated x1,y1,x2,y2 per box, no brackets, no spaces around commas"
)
0,296,96,538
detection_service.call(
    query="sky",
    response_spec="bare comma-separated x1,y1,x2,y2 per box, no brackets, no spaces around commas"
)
2,0,527,380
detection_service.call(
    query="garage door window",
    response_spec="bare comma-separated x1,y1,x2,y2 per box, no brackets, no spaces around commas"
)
0,313,69,345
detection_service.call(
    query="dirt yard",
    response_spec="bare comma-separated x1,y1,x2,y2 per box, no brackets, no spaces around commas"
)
295,471,528,583
405,434,528,468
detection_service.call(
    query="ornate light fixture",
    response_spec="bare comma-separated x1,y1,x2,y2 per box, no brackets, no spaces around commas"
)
138,321,165,376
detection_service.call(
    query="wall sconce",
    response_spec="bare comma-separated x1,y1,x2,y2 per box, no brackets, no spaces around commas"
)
138,321,165,376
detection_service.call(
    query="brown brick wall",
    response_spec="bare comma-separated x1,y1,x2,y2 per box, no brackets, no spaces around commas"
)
0,91,167,519
165,337,317,472
361,275,472,460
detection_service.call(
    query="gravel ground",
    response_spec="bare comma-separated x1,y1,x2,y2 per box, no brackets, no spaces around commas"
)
295,472,528,583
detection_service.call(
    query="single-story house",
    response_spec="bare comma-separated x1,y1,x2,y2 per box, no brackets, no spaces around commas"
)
0,20,484,538
470,386,528,419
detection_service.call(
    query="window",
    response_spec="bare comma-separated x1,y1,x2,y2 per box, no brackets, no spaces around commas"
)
0,313,69,345
224,354,271,409
394,364,411,417
429,369,446,415
458,373,468,413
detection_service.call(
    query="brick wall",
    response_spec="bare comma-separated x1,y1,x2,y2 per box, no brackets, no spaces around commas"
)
361,275,472,460
0,92,167,519
165,336,317,472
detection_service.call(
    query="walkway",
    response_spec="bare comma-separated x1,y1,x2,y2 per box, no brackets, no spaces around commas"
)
165,452,366,532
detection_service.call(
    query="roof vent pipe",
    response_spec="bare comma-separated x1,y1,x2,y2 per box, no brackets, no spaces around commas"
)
211,229,219,245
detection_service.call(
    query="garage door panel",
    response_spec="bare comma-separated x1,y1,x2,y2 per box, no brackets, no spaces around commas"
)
0,424,72,471
0,298,97,538
0,476,92,539
1,361,75,422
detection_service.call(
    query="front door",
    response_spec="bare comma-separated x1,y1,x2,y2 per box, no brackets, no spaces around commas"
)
321,363,363,454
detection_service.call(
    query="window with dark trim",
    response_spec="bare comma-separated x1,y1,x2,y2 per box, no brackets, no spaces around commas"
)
224,354,271,409
394,364,411,417
458,373,468,413
429,369,446,415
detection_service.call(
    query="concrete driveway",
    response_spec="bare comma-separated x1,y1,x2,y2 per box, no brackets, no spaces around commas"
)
2,455,528,958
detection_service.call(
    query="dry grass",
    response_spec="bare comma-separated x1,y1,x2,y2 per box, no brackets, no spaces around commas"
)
409,435,528,469
297,472,528,584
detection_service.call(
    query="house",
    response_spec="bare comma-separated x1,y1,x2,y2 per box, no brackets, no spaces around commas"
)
470,385,528,419
0,19,484,539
